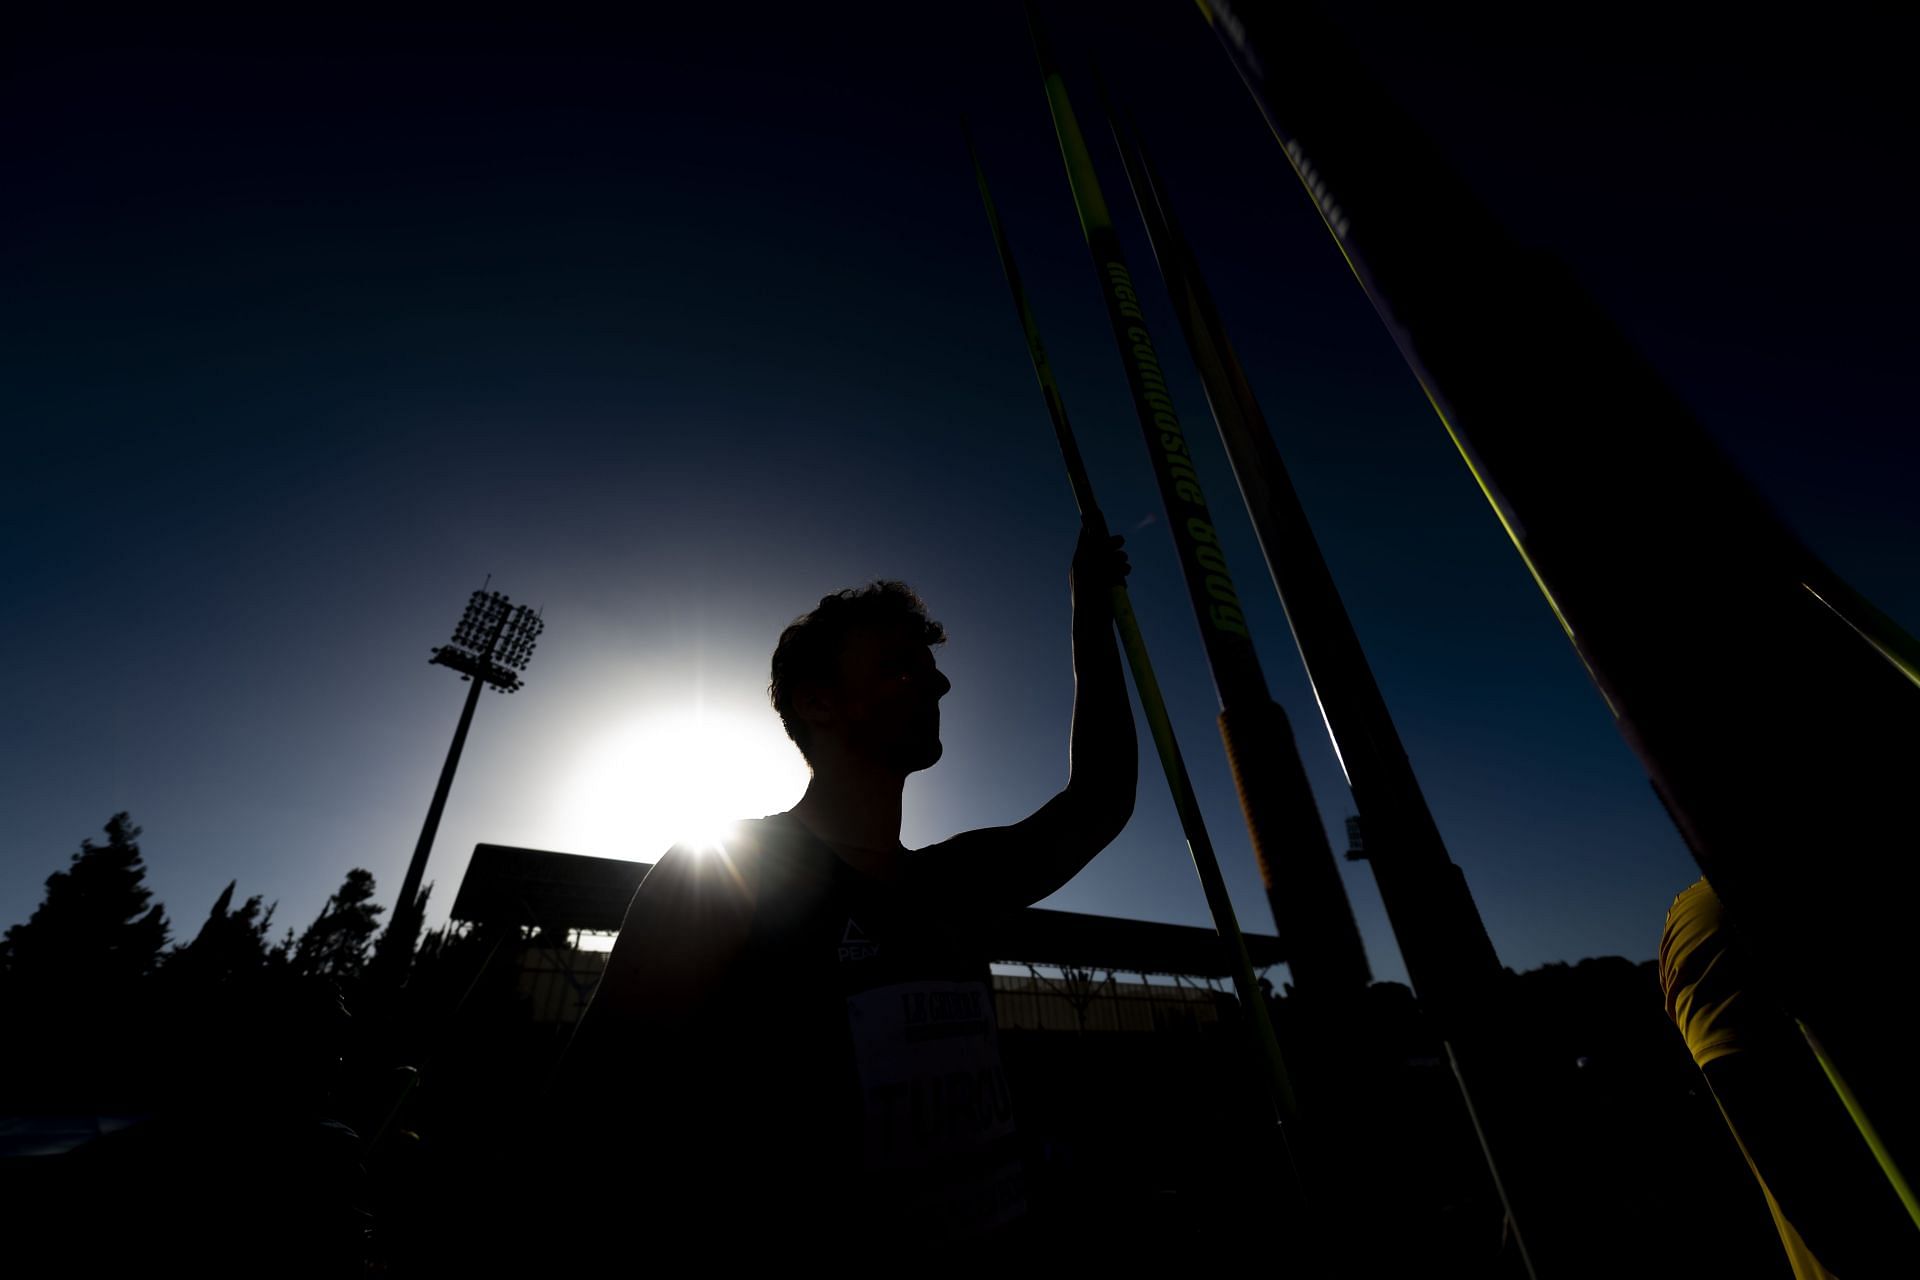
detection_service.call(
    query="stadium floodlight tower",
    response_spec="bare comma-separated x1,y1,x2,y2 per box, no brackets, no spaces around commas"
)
372,586,544,981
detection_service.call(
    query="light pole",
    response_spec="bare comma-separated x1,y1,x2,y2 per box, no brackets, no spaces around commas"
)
373,587,543,982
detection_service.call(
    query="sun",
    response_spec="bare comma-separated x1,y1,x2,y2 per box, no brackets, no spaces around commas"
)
558,705,809,863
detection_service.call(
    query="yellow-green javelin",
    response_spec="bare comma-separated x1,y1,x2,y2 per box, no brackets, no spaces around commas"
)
1100,91,1542,1277
1018,5,1375,1016
964,124,1307,1166
1190,0,1920,1234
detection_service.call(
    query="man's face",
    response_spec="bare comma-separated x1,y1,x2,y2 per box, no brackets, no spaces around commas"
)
823,620,951,775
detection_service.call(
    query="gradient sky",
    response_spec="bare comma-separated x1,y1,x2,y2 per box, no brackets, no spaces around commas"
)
5,3,1913,986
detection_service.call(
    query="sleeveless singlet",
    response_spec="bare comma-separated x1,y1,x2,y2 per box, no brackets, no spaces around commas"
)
689,813,1026,1247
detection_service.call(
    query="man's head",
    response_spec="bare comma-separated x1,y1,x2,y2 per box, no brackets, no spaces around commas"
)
770,582,950,776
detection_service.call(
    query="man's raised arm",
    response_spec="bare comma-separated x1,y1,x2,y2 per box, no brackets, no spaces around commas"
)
910,528,1136,914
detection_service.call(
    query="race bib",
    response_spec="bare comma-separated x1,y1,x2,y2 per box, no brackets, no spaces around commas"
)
844,978,1025,1237
846,979,1016,1166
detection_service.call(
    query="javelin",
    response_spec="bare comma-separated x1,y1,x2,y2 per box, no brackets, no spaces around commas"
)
1191,0,1920,1225
1018,4,1372,1011
1101,90,1535,1275
963,123,1312,1214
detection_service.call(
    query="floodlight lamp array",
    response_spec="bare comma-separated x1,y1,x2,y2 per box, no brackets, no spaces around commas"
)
447,589,513,656
494,606,543,673
432,587,545,693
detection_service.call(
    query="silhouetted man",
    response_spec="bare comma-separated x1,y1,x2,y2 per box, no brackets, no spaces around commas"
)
560,530,1135,1256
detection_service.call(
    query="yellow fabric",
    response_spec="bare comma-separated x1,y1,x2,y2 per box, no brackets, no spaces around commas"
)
1660,879,1837,1280
1659,878,1744,1067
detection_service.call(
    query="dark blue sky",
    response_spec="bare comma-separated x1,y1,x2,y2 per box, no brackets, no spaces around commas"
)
4,3,1912,984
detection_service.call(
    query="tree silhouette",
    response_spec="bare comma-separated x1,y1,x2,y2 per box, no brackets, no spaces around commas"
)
167,880,279,986
369,880,433,981
2,812,169,993
291,868,385,979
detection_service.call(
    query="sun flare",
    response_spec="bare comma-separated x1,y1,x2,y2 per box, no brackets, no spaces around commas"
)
559,705,809,862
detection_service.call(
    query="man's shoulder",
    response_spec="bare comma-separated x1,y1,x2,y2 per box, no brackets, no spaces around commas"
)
730,812,797,850
634,814,818,906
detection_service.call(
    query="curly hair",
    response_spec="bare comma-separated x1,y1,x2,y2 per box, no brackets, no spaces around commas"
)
770,581,945,762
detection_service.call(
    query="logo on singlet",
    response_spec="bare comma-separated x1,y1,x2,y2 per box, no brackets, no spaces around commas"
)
839,918,881,963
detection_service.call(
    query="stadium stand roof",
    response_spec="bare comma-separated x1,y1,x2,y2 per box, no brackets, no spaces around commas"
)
450,844,649,935
451,843,1284,978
